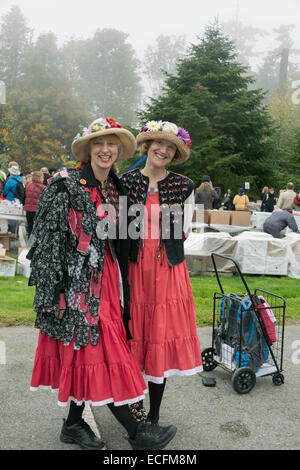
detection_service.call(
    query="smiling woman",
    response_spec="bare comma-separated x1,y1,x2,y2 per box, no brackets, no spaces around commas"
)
89,135,121,182
120,119,202,433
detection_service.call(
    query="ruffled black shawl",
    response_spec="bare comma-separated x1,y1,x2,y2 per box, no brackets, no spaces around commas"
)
27,165,130,349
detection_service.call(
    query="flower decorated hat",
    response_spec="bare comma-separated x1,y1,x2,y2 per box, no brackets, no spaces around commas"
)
136,120,192,164
72,117,136,162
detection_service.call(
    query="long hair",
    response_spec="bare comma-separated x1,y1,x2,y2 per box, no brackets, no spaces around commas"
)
198,182,213,191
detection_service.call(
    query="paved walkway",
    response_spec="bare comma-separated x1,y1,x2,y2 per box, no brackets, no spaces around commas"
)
0,325,300,451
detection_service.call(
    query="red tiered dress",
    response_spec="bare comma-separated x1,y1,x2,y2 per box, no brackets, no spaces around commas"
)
30,185,147,409
127,191,203,384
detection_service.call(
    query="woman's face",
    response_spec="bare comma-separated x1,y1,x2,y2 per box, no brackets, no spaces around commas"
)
147,139,177,168
90,135,120,171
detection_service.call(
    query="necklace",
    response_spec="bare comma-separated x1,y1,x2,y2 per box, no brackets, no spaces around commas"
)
142,168,169,191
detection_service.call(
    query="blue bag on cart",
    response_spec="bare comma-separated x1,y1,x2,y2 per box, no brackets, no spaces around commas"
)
234,299,269,369
215,295,268,370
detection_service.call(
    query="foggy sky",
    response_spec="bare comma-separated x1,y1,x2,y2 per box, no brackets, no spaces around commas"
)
0,0,300,60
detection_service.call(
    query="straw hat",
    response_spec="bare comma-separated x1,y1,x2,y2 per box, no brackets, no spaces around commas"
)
136,120,192,165
72,117,136,162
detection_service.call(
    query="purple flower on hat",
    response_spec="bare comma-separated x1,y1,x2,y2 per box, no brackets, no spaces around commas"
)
176,127,191,147
82,127,90,136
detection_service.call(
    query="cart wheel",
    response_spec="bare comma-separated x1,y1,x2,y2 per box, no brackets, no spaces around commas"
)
272,373,284,386
201,347,218,372
232,367,256,394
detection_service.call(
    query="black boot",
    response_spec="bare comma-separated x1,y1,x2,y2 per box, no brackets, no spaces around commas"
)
128,421,177,450
60,418,105,450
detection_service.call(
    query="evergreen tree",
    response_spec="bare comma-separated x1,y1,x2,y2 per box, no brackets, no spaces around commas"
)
1,32,89,171
61,28,143,126
138,23,275,196
144,34,187,98
0,5,32,90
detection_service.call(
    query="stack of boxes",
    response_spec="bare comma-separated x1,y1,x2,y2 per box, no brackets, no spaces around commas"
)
193,209,251,227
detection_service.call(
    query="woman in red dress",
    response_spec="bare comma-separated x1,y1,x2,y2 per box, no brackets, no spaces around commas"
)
28,117,177,450
121,120,203,427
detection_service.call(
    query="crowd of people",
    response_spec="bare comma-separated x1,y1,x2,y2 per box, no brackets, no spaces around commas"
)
0,164,57,236
194,178,300,238
1,158,300,241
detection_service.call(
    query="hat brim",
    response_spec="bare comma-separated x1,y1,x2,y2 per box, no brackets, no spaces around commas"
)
72,128,136,162
136,131,190,165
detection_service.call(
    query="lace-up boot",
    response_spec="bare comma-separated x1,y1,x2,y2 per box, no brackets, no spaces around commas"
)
128,421,177,450
60,418,105,450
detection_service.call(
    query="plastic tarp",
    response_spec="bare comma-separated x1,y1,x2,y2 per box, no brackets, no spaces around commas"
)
184,230,299,277
233,232,288,276
184,232,238,273
283,232,300,279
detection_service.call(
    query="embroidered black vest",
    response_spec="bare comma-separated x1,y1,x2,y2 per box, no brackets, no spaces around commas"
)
120,168,194,266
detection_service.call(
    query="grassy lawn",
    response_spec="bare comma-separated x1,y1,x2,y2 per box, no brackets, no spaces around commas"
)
191,274,300,326
0,264,300,327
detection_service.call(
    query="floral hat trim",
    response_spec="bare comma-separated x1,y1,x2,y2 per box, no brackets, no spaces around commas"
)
73,117,122,141
140,121,191,148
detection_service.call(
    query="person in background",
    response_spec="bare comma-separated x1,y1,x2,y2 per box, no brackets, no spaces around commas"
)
23,174,33,186
2,164,23,233
195,176,219,209
40,167,51,185
263,208,299,238
260,186,269,212
263,188,277,212
23,171,45,237
2,165,23,202
233,188,249,211
222,188,234,210
49,167,58,177
291,190,300,212
277,183,296,210
212,187,221,209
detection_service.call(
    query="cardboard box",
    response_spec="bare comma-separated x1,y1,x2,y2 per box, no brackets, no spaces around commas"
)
0,232,14,250
0,256,16,277
209,210,231,225
192,209,210,224
230,211,251,226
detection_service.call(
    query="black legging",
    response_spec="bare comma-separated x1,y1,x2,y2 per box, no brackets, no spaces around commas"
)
146,379,167,424
66,401,138,439
66,379,167,437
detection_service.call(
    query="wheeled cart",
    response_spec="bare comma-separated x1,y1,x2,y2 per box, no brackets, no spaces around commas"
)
201,253,286,394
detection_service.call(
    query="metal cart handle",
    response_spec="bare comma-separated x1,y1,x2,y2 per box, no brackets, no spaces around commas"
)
210,252,252,299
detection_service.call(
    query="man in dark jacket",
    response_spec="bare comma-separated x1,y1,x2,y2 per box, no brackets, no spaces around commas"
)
263,208,299,238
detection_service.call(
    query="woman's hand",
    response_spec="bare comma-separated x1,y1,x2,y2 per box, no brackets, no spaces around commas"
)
53,309,65,320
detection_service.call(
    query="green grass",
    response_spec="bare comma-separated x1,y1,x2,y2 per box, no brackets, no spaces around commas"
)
0,265,299,327
191,274,300,326
0,275,36,326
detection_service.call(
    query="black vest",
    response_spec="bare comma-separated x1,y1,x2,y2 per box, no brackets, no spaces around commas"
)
120,169,194,266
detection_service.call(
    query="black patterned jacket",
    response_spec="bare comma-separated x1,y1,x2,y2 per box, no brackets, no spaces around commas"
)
27,163,131,349
120,168,194,266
